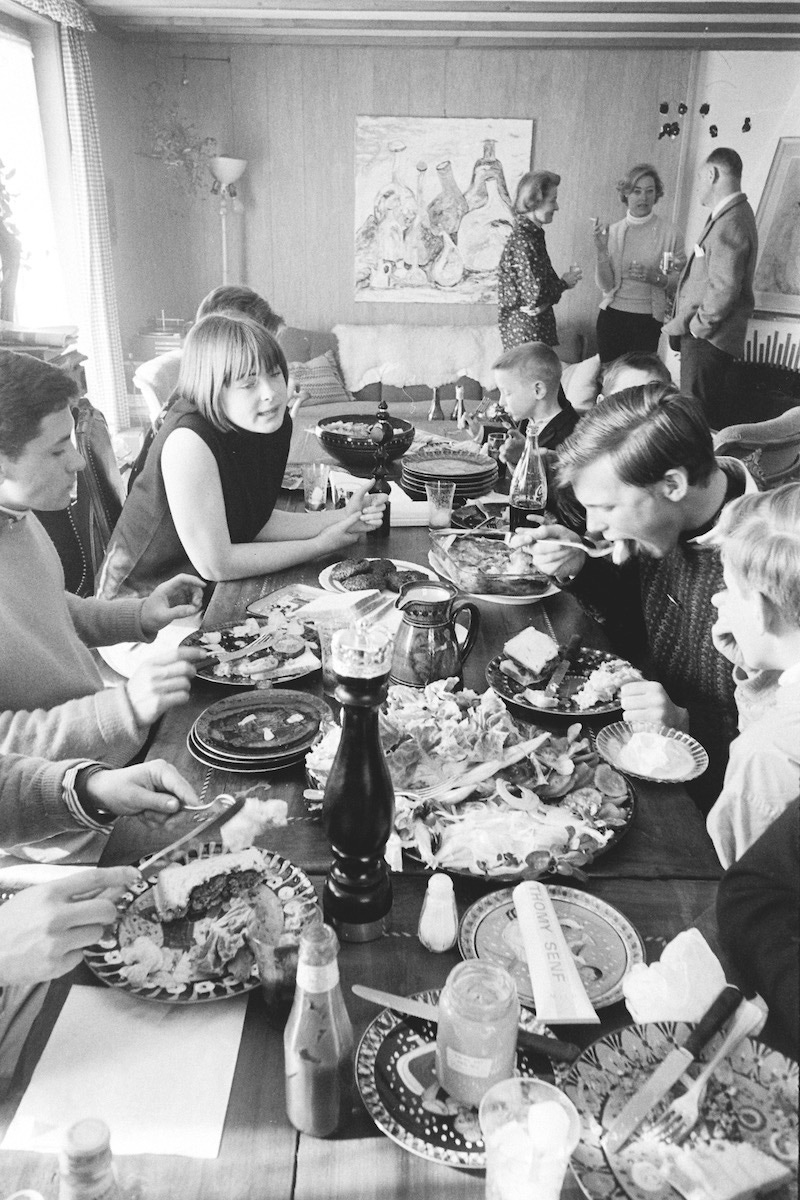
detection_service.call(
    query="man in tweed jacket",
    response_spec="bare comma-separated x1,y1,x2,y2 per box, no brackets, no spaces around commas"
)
664,147,758,429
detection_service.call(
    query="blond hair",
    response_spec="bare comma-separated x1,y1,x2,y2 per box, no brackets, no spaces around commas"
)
715,483,800,627
179,313,288,434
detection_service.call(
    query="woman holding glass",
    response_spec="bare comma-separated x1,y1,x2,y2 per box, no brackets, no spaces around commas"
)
498,170,582,351
593,163,685,364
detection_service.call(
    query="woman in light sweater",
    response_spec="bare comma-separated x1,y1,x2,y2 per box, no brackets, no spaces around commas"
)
592,163,685,365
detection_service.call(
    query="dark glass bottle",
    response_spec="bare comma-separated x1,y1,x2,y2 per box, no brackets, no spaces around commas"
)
367,417,392,539
509,422,547,533
284,921,354,1137
322,624,395,941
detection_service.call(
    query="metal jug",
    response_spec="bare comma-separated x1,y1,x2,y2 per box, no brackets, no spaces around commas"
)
389,579,480,688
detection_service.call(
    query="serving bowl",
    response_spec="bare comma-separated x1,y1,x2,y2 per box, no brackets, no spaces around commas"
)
315,414,415,474
429,531,553,598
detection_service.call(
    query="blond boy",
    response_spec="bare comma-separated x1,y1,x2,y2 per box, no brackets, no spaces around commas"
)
707,484,800,867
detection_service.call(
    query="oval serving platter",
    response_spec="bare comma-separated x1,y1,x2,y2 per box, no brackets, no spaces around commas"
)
458,884,645,1010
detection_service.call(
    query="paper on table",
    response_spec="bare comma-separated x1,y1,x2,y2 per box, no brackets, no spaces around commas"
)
512,882,599,1025
388,483,430,527
1,986,247,1158
622,929,728,1023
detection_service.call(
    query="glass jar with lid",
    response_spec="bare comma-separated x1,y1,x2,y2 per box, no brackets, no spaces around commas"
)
435,960,519,1106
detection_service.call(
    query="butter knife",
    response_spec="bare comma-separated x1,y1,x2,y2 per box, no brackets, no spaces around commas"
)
602,985,743,1154
351,984,581,1064
137,795,247,879
544,634,581,697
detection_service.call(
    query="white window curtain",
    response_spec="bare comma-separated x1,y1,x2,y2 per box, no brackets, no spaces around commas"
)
13,0,128,431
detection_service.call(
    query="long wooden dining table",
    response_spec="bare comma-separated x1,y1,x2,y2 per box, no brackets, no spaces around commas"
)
0,502,727,1199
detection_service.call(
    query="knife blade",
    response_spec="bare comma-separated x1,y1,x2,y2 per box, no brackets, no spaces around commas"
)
351,984,581,1064
544,634,581,697
137,795,248,878
602,985,743,1154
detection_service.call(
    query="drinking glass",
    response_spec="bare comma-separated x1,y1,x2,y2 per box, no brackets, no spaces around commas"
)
330,476,355,510
315,613,354,695
425,481,456,529
302,462,330,512
479,1078,581,1200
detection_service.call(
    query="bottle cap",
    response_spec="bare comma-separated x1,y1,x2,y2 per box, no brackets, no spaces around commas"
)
428,872,454,895
298,918,338,966
60,1118,111,1162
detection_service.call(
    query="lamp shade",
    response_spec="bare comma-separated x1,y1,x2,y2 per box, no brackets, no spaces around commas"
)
210,156,247,186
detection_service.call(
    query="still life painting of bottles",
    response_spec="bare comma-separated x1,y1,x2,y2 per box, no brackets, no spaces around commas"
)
354,116,533,304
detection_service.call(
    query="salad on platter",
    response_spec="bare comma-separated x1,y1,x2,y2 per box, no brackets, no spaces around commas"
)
305,679,633,880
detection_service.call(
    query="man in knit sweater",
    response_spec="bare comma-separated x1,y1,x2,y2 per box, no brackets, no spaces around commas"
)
511,384,757,809
0,351,205,775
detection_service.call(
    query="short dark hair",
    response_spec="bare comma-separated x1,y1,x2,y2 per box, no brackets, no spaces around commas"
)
706,147,743,181
557,384,717,489
0,350,78,460
493,341,562,387
195,286,285,336
514,171,561,216
600,352,672,395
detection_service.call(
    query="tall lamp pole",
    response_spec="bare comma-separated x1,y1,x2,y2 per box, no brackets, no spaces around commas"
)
210,156,247,284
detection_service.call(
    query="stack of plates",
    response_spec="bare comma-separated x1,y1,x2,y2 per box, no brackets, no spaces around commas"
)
188,690,331,774
401,448,498,501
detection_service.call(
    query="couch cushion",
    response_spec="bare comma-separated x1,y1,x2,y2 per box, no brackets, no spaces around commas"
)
562,355,601,412
289,350,353,407
278,326,338,364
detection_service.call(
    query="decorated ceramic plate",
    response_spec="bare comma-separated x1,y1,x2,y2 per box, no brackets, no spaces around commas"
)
186,728,309,774
430,550,559,606
84,843,318,1004
458,885,645,1010
596,722,709,784
355,988,555,1170
319,558,438,594
194,691,330,758
555,1024,798,1200
487,647,638,717
181,617,320,687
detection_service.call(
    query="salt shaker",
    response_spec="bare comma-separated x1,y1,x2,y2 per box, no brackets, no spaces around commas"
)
417,872,458,952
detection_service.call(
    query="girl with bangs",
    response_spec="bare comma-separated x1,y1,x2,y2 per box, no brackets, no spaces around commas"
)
98,314,384,601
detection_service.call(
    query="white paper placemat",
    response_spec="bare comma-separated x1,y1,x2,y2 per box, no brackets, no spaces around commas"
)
1,986,247,1158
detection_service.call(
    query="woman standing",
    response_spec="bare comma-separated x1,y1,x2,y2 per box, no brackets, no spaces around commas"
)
593,163,685,364
497,171,582,350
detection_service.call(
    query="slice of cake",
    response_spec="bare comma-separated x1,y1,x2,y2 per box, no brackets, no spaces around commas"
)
667,1140,792,1200
503,628,560,677
154,848,266,922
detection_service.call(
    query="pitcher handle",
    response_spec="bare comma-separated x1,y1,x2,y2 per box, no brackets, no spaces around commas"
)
452,601,480,666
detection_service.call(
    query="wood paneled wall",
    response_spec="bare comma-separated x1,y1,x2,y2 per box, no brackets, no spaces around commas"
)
88,37,693,351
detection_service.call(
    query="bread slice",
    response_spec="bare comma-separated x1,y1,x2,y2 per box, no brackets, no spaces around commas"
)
668,1140,792,1200
154,848,266,922
503,628,560,677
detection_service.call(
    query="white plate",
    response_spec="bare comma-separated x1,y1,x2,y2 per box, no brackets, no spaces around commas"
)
428,551,559,605
319,558,439,594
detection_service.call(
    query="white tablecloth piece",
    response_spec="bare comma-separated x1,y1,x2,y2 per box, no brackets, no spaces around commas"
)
1,986,247,1158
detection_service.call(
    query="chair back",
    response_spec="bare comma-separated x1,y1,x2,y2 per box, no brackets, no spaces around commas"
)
713,406,800,489
133,349,182,421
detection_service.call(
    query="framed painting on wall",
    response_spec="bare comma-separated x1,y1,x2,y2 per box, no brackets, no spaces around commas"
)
354,116,535,305
754,136,800,316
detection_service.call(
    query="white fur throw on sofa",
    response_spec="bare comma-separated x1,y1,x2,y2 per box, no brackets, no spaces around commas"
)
333,323,504,391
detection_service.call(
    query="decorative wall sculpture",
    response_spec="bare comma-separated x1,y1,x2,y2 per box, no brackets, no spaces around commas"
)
354,116,534,304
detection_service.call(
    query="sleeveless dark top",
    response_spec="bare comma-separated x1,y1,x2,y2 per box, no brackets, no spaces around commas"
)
97,396,291,599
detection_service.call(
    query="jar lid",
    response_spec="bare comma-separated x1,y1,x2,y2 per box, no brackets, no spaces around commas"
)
60,1118,110,1160
443,960,517,1021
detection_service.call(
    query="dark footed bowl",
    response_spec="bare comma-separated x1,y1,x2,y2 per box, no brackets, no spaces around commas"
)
315,415,415,474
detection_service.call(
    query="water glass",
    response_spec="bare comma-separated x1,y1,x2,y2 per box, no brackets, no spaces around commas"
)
425,481,456,529
330,476,355,510
315,613,353,694
479,1078,581,1200
303,462,330,512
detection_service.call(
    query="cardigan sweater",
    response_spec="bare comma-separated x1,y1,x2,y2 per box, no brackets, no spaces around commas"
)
596,214,684,322
498,219,567,349
0,753,110,862
0,512,150,769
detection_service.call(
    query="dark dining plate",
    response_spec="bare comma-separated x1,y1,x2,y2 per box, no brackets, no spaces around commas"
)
194,691,329,756
186,728,309,774
486,647,637,717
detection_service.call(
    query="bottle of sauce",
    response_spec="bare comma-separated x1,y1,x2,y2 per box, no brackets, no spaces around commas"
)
508,421,547,533
284,921,354,1138
58,1118,121,1200
435,961,519,1106
322,622,395,941
417,872,459,952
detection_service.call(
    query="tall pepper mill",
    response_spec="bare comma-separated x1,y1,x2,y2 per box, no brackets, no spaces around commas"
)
322,623,395,941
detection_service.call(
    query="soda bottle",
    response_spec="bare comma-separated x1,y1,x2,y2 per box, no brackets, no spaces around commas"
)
508,422,547,533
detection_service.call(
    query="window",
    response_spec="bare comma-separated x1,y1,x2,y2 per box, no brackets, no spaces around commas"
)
0,26,68,326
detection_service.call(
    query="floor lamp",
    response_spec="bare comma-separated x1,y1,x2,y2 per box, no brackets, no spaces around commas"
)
210,156,247,284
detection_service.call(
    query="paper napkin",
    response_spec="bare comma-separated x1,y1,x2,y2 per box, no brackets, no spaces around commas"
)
622,928,727,1023
1,986,247,1158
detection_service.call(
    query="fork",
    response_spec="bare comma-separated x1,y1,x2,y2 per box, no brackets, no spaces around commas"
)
196,627,275,671
535,538,615,558
651,997,767,1143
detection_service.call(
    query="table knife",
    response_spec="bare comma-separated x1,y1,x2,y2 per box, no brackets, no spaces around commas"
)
351,984,581,1064
137,795,247,879
544,634,581,697
602,985,743,1154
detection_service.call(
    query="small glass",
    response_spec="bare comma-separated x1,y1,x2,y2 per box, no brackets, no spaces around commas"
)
247,901,321,1028
486,431,508,481
302,462,330,512
479,1078,581,1200
568,262,582,280
425,480,456,529
660,250,675,274
314,612,354,695
330,476,355,510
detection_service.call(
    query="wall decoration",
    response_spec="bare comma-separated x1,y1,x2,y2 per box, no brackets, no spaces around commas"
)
354,116,534,305
754,136,800,316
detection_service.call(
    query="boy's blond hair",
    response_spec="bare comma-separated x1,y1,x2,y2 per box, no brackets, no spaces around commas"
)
715,483,800,627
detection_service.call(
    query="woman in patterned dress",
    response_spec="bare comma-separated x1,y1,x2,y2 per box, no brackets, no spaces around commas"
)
497,170,582,350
